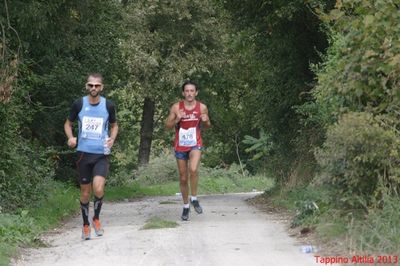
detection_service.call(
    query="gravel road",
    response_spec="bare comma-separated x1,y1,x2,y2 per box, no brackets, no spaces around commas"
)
11,192,317,266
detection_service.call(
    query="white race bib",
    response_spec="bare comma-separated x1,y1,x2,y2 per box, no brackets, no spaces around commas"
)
82,116,104,140
178,127,197,147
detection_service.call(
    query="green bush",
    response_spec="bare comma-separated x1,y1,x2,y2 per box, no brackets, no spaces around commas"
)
315,112,400,208
201,142,237,168
0,212,36,245
134,152,178,185
200,163,248,180
106,87,142,187
348,195,400,254
0,140,55,212
0,102,55,212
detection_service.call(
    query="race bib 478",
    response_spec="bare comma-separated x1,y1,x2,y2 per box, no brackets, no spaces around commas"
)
179,127,197,147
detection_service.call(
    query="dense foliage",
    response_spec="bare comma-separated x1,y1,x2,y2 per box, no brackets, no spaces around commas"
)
120,0,227,166
312,0,400,207
1,0,400,256
316,112,400,207
0,0,127,210
219,0,331,178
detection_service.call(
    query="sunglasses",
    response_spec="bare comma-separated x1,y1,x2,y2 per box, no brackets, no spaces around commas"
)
87,83,102,88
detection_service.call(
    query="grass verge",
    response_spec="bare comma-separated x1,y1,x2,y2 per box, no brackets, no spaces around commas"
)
0,181,79,266
106,174,274,202
140,217,178,230
257,184,400,257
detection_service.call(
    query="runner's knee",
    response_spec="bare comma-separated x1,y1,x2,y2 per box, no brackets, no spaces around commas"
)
189,168,197,177
93,189,104,198
180,178,188,186
81,192,90,202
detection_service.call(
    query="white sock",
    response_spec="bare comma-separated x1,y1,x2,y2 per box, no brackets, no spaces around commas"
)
184,203,190,209
191,196,197,201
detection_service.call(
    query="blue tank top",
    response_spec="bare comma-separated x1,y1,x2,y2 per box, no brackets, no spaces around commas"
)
77,96,109,154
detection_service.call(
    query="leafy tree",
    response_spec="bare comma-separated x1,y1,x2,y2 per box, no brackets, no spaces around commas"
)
221,0,332,177
5,0,127,147
0,0,19,104
314,0,400,119
121,0,226,166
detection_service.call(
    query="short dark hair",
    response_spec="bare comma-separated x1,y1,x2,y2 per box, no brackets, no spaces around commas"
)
181,80,198,91
87,73,103,83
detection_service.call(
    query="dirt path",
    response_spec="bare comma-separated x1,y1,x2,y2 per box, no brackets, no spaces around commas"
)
11,192,317,266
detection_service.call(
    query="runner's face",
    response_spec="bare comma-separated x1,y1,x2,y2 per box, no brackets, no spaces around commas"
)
86,77,103,98
182,84,198,102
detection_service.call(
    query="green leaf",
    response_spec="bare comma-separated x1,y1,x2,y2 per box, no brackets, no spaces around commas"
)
363,15,374,26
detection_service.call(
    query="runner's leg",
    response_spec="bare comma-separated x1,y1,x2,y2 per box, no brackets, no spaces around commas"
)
92,175,105,219
188,149,202,197
92,155,108,219
92,175,105,236
76,152,93,239
80,184,91,226
177,159,189,204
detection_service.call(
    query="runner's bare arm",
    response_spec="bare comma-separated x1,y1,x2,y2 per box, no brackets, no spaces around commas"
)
165,103,180,130
200,104,211,129
64,119,77,148
106,122,119,148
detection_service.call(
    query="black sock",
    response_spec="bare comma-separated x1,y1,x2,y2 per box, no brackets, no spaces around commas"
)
93,196,103,220
80,201,90,225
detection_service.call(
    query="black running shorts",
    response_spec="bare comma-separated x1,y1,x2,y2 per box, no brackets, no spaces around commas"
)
75,152,109,184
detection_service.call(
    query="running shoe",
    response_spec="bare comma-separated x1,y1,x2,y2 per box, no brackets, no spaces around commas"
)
92,218,104,236
181,207,190,221
191,200,203,214
81,224,91,240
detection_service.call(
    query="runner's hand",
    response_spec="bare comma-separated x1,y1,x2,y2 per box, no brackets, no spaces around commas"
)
175,109,185,123
105,137,115,148
67,137,77,148
200,113,209,122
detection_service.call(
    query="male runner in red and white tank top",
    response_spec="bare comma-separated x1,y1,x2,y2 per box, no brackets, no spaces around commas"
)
165,80,211,221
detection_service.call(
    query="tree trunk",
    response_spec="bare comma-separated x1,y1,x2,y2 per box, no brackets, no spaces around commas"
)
138,97,155,166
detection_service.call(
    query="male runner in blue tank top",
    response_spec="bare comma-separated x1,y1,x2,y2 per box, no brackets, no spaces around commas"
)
64,73,118,240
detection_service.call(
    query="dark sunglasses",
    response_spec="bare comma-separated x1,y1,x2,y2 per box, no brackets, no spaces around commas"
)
87,83,102,88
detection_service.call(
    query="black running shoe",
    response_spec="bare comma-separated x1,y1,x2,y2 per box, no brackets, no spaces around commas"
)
181,207,190,221
191,200,203,214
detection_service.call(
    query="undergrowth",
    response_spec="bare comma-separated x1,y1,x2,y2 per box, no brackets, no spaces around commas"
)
0,181,78,266
265,184,400,256
131,153,274,196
